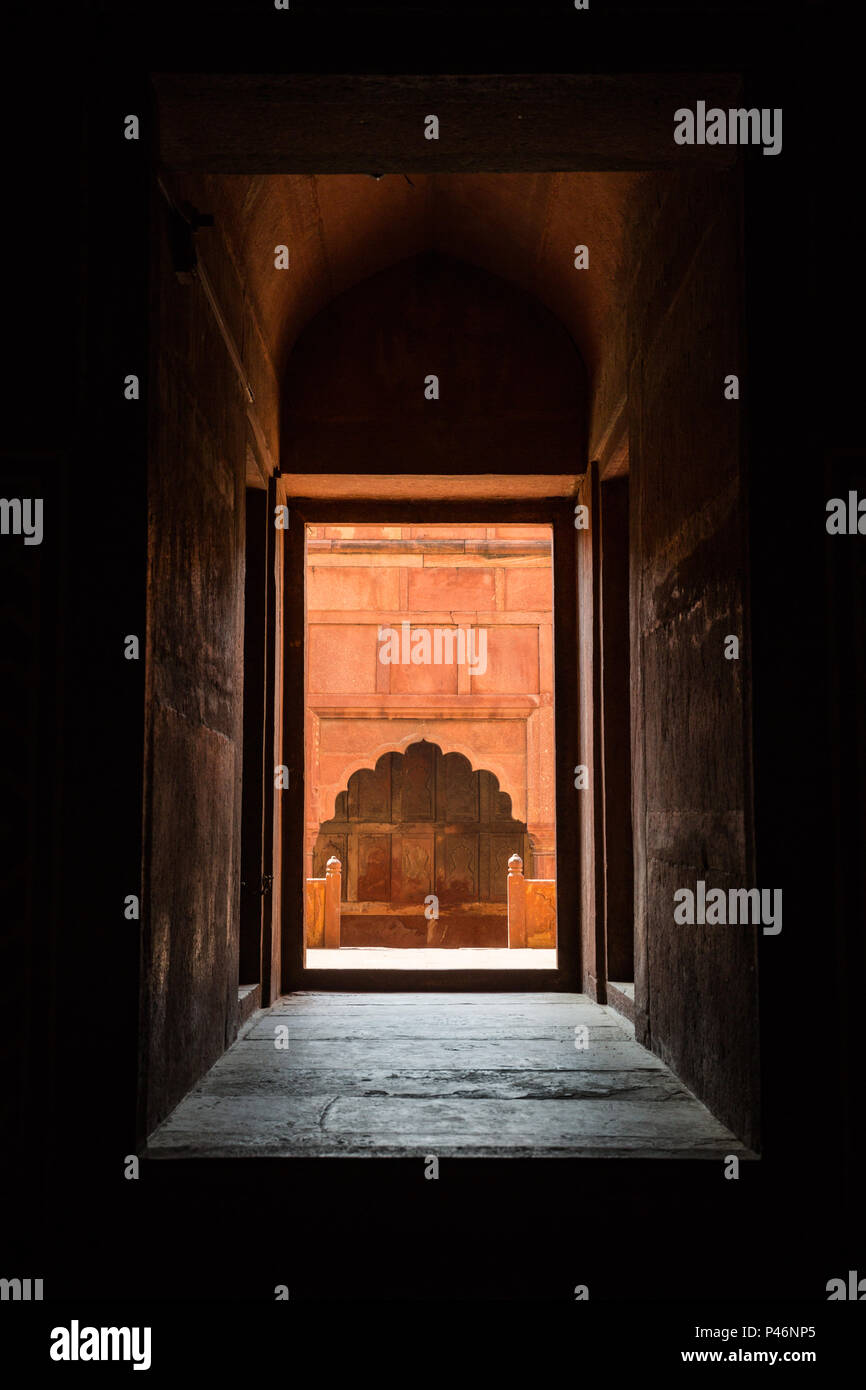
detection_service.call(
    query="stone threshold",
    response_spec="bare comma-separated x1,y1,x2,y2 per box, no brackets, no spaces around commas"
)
304,948,557,969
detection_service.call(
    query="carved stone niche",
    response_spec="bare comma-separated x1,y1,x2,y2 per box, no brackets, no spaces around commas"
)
312,740,534,946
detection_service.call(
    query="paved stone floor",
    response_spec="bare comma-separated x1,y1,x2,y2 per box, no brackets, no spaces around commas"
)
305,947,556,969
147,993,752,1160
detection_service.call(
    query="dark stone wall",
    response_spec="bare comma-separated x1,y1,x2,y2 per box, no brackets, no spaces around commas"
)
576,462,604,999
281,252,587,476
141,187,249,1134
600,477,634,982
625,171,761,1147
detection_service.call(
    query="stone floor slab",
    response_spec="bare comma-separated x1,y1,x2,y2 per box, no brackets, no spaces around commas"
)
147,991,750,1160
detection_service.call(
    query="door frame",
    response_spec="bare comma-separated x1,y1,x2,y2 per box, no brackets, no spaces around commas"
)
281,495,580,992
238,486,268,987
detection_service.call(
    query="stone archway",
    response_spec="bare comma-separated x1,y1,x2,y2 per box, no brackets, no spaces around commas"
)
312,740,532,947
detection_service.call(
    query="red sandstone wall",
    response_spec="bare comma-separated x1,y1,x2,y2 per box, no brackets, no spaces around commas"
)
304,525,556,887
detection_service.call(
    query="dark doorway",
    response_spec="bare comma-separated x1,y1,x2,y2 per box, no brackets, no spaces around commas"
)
282,496,580,992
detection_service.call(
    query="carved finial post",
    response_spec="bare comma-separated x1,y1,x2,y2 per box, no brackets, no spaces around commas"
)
507,853,527,947
324,856,342,948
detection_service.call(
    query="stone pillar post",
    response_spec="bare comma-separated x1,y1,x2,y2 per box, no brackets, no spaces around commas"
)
507,853,527,947
324,856,342,948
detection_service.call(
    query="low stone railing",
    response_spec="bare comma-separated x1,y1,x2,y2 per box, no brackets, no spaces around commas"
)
305,855,342,948
307,853,555,950
507,854,556,947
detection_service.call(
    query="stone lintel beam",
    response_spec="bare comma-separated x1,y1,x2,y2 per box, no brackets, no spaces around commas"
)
308,539,551,558
153,72,743,175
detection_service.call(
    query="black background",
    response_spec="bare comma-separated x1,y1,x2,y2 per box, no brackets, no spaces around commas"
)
0,0,862,1365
